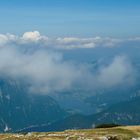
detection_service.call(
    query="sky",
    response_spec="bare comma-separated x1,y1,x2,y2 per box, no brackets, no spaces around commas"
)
0,0,139,115
0,0,140,37
0,0,139,95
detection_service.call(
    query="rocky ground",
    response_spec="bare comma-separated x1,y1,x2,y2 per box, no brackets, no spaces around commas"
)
1,126,140,140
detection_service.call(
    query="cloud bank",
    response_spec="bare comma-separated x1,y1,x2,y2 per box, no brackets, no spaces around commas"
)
1,31,140,49
97,56,135,88
0,31,137,94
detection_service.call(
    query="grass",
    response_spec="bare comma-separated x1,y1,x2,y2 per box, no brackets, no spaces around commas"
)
0,126,140,140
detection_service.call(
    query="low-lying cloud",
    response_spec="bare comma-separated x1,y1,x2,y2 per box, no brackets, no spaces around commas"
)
97,56,135,88
0,31,137,94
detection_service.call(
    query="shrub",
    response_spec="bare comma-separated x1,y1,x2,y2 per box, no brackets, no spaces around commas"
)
95,123,121,129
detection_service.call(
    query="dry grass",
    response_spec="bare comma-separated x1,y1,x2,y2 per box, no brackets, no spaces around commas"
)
0,126,140,140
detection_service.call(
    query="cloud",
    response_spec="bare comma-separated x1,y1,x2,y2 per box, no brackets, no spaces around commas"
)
56,36,123,49
21,31,49,43
0,47,135,94
0,47,77,93
97,56,135,88
0,33,17,46
1,31,140,49
0,45,95,93
0,31,137,94
22,31,41,41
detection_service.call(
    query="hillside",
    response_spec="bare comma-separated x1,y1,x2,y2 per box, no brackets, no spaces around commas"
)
0,78,68,132
91,96,140,125
1,126,140,140
20,95,140,132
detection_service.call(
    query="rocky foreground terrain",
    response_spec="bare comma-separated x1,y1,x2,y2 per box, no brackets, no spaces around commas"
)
1,126,140,140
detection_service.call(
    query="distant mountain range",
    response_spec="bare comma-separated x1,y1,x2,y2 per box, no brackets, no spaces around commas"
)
0,76,140,133
19,95,140,132
0,77,68,132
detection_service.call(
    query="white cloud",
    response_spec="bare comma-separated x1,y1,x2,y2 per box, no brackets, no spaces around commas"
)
0,34,9,45
0,46,91,93
0,31,140,50
0,45,135,94
22,31,41,41
0,33,17,46
0,31,137,94
97,56,135,88
0,31,127,49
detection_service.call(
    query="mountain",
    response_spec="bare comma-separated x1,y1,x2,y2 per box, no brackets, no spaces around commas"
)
85,85,140,113
17,114,91,132
0,77,67,132
50,90,95,115
50,82,140,115
0,76,139,133
22,95,140,132
92,95,140,125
